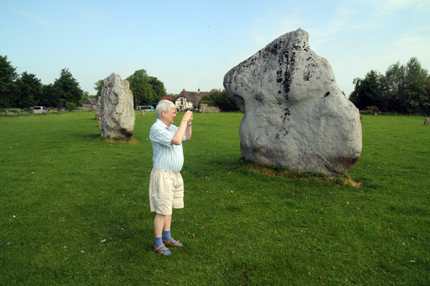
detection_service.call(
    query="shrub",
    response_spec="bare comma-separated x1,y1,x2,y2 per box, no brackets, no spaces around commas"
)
65,102,76,111
200,100,216,106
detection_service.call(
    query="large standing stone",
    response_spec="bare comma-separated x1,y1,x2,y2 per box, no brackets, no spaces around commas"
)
99,73,135,139
223,28,362,177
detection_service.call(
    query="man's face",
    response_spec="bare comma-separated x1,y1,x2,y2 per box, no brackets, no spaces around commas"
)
163,108,176,126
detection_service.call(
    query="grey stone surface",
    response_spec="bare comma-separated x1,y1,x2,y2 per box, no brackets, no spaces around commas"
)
95,100,100,119
99,73,135,139
223,28,362,177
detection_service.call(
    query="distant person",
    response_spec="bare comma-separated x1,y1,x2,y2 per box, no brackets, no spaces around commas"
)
149,100,193,256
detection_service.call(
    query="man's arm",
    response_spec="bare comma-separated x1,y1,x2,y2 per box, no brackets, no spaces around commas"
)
185,123,192,140
171,111,193,145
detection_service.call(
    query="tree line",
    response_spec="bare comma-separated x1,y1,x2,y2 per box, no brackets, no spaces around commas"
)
10,52,426,114
93,69,167,107
0,55,84,110
0,55,168,110
201,89,240,111
349,57,430,114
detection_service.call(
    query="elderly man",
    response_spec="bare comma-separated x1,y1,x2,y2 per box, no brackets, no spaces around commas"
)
149,100,193,256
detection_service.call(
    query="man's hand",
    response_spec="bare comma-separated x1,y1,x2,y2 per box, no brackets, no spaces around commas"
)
172,110,194,145
182,110,193,124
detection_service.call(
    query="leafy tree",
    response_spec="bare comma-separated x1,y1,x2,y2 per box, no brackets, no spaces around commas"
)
405,57,429,113
378,57,429,113
201,89,218,102
14,72,42,108
148,76,167,100
53,68,84,106
40,84,63,108
200,89,217,106
383,62,408,111
205,89,239,111
349,70,381,110
200,93,211,102
126,69,157,107
95,71,167,107
423,76,430,113
0,55,18,108
94,79,104,98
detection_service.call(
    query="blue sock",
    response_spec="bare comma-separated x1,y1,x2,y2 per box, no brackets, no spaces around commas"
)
155,236,171,255
163,230,172,241
155,236,164,247
163,230,183,246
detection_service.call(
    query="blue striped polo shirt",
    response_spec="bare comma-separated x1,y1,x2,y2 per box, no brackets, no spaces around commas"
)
149,118,186,172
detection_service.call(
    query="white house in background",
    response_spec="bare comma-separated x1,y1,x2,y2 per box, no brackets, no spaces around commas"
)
175,89,206,111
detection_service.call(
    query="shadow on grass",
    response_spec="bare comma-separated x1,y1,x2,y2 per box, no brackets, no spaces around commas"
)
69,132,101,141
233,158,362,188
96,136,139,144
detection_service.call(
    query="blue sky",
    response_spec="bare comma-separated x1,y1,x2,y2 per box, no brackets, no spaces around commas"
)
1,0,429,97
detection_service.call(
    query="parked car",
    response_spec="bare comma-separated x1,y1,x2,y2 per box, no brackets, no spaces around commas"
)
186,107,196,111
33,106,48,114
137,105,155,111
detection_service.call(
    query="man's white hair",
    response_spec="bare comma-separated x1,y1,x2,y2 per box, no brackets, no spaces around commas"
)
156,100,175,118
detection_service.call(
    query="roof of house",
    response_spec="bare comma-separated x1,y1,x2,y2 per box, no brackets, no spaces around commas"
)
176,89,207,108
83,98,97,105
160,95,176,103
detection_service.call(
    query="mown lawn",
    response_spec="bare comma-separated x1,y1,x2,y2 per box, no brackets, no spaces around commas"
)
0,111,429,285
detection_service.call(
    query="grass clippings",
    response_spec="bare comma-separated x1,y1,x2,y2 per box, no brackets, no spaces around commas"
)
240,159,363,188
97,136,139,144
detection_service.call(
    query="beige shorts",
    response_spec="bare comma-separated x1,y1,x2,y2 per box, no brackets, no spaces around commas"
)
149,168,184,215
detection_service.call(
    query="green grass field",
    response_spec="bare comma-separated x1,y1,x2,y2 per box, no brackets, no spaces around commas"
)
0,111,429,285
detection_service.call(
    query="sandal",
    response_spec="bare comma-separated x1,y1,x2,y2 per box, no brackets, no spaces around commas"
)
163,238,183,247
154,244,171,256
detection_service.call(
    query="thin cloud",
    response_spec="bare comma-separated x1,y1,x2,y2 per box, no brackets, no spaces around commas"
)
78,10,108,22
326,8,355,32
18,11,51,26
368,0,430,13
60,22,83,29
18,10,82,29
393,35,430,63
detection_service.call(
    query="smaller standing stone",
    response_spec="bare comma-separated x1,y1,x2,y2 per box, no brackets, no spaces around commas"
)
141,110,145,115
424,118,430,125
374,113,377,117
98,73,135,139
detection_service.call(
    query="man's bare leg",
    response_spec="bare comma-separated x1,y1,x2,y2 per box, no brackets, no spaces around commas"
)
154,213,166,237
163,214,172,231
154,214,171,255
162,213,183,247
